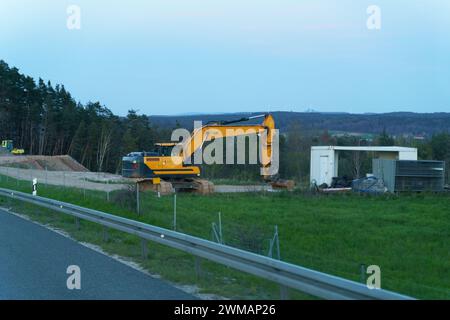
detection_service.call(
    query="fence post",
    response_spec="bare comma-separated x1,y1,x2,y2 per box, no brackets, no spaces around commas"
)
360,264,367,284
173,193,177,230
218,211,222,243
275,225,280,260
106,179,110,202
83,177,86,199
136,182,140,215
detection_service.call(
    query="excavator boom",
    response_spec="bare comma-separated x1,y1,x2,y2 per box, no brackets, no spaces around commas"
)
174,114,275,178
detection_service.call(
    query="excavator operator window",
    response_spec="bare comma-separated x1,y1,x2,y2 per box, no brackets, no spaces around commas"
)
155,145,174,157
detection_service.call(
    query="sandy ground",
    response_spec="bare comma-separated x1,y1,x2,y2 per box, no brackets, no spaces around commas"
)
0,155,88,171
0,166,272,193
0,167,127,192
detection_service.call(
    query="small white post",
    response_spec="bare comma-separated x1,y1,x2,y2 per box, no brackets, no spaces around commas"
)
32,178,38,196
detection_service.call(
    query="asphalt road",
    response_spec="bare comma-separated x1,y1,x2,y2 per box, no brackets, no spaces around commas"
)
0,208,194,300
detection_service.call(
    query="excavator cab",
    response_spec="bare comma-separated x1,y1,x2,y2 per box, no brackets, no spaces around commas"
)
154,143,176,157
1,140,13,152
122,151,153,178
122,142,198,179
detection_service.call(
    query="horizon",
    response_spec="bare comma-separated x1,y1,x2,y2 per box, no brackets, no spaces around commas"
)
153,110,450,117
1,1,449,116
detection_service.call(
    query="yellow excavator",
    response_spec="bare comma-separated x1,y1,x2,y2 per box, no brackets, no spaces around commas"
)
1,140,25,155
122,114,292,194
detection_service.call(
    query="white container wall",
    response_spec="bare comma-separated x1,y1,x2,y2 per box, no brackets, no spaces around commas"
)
310,146,418,186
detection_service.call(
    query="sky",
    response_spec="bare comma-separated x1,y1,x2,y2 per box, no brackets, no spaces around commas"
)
0,0,449,116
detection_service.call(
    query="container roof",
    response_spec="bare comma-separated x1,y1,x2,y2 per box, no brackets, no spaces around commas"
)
311,146,417,152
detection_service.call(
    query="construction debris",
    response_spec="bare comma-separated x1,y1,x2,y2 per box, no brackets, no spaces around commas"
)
351,176,387,194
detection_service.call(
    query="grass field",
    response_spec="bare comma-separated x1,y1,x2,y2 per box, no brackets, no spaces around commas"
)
0,173,449,299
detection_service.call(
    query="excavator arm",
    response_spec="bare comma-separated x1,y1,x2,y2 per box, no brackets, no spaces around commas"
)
174,114,276,179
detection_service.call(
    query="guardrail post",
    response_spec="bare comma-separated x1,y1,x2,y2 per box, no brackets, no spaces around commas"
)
280,285,289,300
195,257,202,279
75,217,80,230
103,226,109,242
141,239,148,260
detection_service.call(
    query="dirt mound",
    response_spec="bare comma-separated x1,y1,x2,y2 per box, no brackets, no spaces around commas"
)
0,155,89,172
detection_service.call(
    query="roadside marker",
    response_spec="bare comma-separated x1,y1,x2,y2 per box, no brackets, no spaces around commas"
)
32,178,37,196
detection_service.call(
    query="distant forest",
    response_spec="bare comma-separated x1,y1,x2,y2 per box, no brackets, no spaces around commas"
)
151,111,450,137
1,60,449,182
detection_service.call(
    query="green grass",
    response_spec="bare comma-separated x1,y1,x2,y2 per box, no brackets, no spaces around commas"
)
0,173,449,299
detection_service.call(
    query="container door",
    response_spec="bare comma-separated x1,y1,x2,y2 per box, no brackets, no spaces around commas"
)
320,155,329,185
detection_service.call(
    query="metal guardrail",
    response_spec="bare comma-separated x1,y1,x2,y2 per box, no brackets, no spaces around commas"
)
0,187,415,300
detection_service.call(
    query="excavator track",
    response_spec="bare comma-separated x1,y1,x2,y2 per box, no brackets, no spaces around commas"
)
191,178,215,195
169,178,214,195
270,179,296,191
133,178,214,195
134,179,175,195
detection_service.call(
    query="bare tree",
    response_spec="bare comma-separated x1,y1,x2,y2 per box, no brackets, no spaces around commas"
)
97,123,113,172
352,151,361,179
